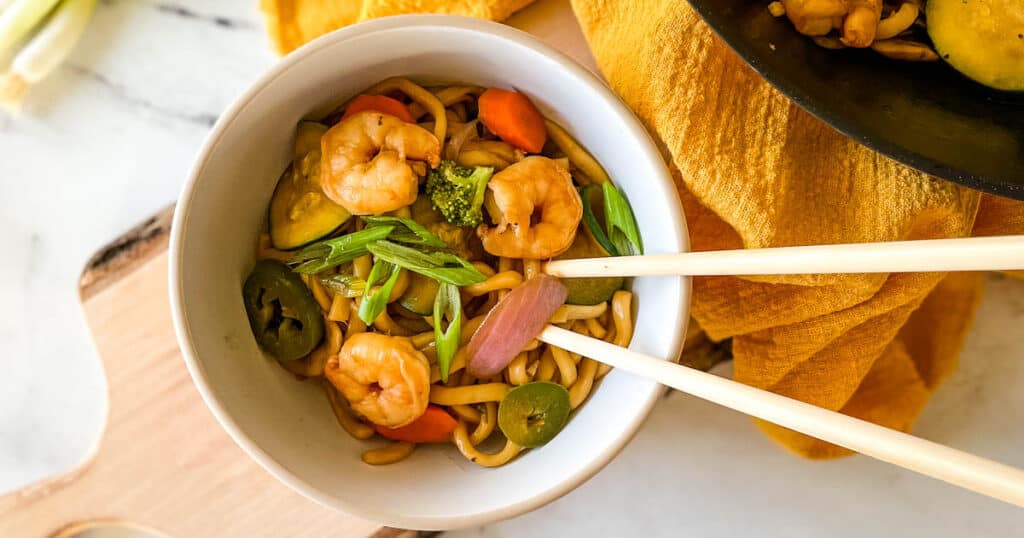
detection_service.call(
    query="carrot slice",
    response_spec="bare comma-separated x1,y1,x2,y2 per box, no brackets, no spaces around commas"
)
374,405,458,443
342,94,414,123
478,88,547,153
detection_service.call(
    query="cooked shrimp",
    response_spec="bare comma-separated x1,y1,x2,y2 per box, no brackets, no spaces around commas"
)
477,156,582,259
841,0,882,47
325,333,431,428
780,0,846,36
320,111,441,215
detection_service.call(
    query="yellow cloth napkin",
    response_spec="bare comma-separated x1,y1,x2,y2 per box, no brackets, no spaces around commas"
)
260,0,533,54
259,0,1024,458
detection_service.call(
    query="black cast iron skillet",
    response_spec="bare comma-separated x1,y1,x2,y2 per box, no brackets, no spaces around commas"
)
686,0,1024,200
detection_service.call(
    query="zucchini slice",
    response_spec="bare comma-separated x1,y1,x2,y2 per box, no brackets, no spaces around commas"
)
399,273,441,315
927,0,1024,91
269,122,351,250
556,228,624,306
294,121,328,161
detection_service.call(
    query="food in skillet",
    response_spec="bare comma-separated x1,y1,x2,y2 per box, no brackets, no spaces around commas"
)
243,78,643,467
768,0,1024,91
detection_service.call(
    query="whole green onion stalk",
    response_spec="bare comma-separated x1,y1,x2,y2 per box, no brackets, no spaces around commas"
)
1,0,96,109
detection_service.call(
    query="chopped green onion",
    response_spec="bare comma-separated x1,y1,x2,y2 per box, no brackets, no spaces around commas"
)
288,225,393,274
366,240,486,286
433,282,462,382
363,215,446,249
1,0,96,109
0,0,63,62
580,185,619,256
318,274,366,298
358,260,401,324
602,182,643,256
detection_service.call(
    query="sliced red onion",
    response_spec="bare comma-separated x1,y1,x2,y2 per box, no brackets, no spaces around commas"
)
466,274,568,377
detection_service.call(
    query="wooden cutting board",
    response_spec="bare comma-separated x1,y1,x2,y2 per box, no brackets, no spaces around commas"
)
0,206,418,538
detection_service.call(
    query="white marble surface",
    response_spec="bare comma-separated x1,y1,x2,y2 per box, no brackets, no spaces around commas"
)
0,0,274,492
1,0,1023,536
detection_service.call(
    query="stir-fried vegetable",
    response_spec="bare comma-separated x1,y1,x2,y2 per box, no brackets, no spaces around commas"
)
366,240,486,286
602,181,643,256
398,273,440,315
426,221,485,261
425,160,494,227
927,0,1024,92
497,382,571,447
374,405,458,443
579,183,643,257
579,184,618,256
357,260,402,324
342,94,415,123
478,87,548,153
556,229,624,305
363,215,446,249
269,121,351,249
433,282,462,382
467,274,568,377
243,260,325,361
293,121,327,160
1,0,95,108
318,274,366,298
289,225,394,274
288,216,484,366
291,217,454,275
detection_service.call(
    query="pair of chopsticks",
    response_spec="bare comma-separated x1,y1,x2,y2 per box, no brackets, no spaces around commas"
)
539,235,1024,507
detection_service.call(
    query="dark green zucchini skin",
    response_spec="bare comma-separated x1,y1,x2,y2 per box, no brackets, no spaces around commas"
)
268,122,351,250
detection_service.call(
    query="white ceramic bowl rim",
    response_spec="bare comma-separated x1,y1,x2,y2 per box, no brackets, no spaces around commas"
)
169,14,690,530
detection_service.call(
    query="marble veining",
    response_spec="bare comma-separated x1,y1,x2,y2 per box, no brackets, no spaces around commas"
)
64,63,220,127
152,3,257,30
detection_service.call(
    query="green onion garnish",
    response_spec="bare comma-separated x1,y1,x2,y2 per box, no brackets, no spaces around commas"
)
289,225,394,274
0,0,65,69
363,216,447,249
318,274,366,298
580,184,619,256
433,282,462,382
602,182,642,256
366,240,486,286
357,260,402,325
1,0,96,109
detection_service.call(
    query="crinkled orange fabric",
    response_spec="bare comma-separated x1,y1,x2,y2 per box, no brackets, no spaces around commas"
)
259,0,1024,458
260,0,533,54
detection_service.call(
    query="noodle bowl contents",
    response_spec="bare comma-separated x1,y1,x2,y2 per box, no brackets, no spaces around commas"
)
242,78,643,467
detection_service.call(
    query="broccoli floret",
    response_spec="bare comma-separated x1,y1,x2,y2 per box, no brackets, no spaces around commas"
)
425,160,494,228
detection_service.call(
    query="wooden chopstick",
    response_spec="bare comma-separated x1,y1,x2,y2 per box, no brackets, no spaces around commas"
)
539,325,1024,507
544,235,1024,278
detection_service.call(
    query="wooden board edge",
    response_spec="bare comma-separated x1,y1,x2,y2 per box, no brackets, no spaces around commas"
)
372,528,440,538
79,205,175,302
0,460,95,516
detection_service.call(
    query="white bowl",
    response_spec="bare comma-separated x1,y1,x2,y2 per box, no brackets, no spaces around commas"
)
169,15,689,530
